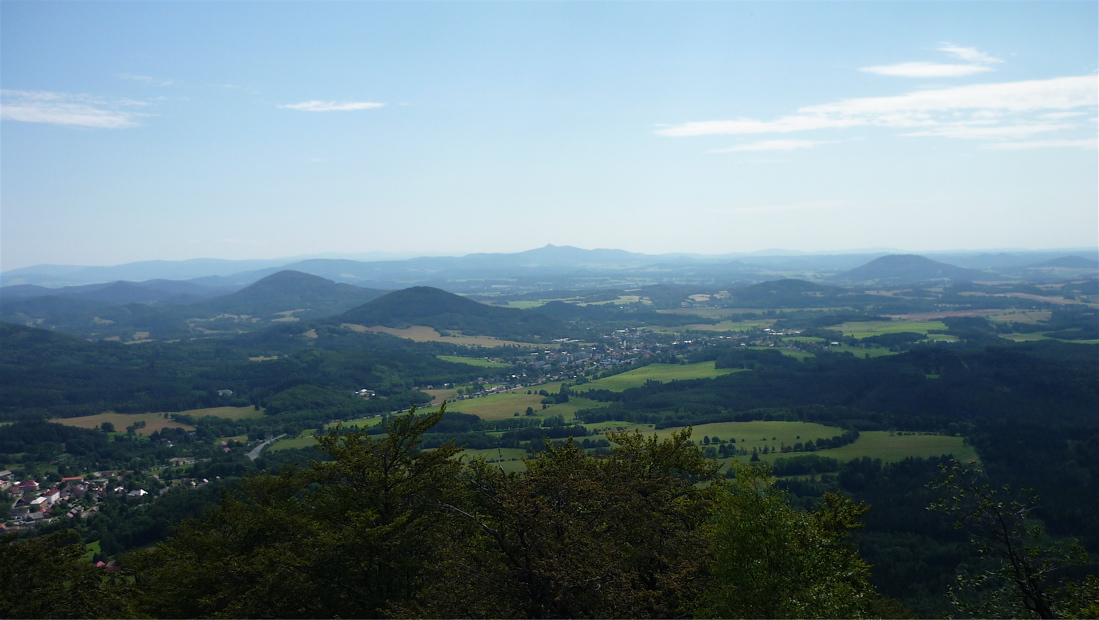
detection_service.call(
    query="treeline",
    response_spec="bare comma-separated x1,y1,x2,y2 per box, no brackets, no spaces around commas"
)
0,421,176,474
0,322,483,422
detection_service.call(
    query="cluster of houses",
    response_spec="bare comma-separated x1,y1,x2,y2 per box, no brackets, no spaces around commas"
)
1,469,215,532
2,470,104,530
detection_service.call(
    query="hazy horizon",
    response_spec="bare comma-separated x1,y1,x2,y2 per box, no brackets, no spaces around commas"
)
2,2,1096,271
4,242,1098,275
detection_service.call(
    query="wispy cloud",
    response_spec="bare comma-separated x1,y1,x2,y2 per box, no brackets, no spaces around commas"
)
714,200,850,215
658,116,860,137
0,90,143,128
937,43,1003,66
860,62,993,78
711,139,835,152
116,73,174,87
902,123,1071,140
279,100,385,112
861,43,1002,78
656,75,1098,147
805,76,1094,116
982,138,1098,150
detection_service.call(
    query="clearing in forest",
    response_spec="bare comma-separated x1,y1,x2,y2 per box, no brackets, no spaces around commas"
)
580,361,741,392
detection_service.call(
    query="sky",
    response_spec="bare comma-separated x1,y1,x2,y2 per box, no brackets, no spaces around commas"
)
1,1,1096,270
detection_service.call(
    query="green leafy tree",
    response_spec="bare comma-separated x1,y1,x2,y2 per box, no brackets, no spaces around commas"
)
404,429,722,618
127,405,468,618
0,529,133,618
930,461,1099,619
695,463,881,619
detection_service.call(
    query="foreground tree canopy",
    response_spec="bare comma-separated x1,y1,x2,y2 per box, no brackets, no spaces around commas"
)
105,406,888,619
9,407,1095,619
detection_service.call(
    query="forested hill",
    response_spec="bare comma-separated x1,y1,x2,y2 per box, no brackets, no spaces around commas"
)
0,321,483,421
726,279,847,307
835,254,992,284
334,286,571,341
190,270,388,319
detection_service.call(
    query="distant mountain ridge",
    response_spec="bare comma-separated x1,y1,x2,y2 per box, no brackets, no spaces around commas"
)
5,245,1094,292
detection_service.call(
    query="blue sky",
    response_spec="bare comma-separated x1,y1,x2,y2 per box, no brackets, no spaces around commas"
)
2,1,1096,270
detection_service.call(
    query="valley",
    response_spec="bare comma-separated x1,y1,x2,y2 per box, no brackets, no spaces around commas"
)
1,246,1096,617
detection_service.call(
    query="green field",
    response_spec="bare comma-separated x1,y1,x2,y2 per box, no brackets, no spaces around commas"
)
831,320,949,339
181,406,265,420
825,344,896,358
437,355,511,368
999,333,1099,345
448,391,548,420
540,397,606,422
326,415,385,430
647,319,776,334
745,346,816,360
459,448,529,473
813,431,978,463
581,361,741,392
267,428,322,451
652,420,842,445
83,540,102,563
988,310,1053,324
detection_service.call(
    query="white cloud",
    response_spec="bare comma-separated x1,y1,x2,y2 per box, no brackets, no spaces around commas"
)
805,76,1096,116
657,76,1098,141
861,44,1002,78
711,139,834,152
860,62,993,78
0,90,141,128
1040,111,1087,120
902,123,1071,140
937,43,1003,66
982,138,1098,150
714,200,850,215
280,100,385,112
657,115,860,137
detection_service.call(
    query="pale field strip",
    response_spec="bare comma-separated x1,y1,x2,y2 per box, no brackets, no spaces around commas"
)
52,406,264,436
341,323,544,347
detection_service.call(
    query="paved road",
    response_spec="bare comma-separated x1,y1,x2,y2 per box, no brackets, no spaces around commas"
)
247,434,286,461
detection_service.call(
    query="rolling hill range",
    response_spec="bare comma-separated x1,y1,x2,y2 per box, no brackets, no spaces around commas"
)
0,271,390,340
188,270,388,320
833,254,994,285
0,279,232,305
333,286,571,341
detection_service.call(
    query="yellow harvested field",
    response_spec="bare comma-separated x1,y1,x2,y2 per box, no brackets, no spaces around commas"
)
53,406,261,435
53,412,194,436
342,324,541,347
424,388,460,404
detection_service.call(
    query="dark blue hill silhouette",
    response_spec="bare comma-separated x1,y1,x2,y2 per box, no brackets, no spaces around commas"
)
835,255,991,284
334,286,568,341
193,270,387,319
1029,256,1099,269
